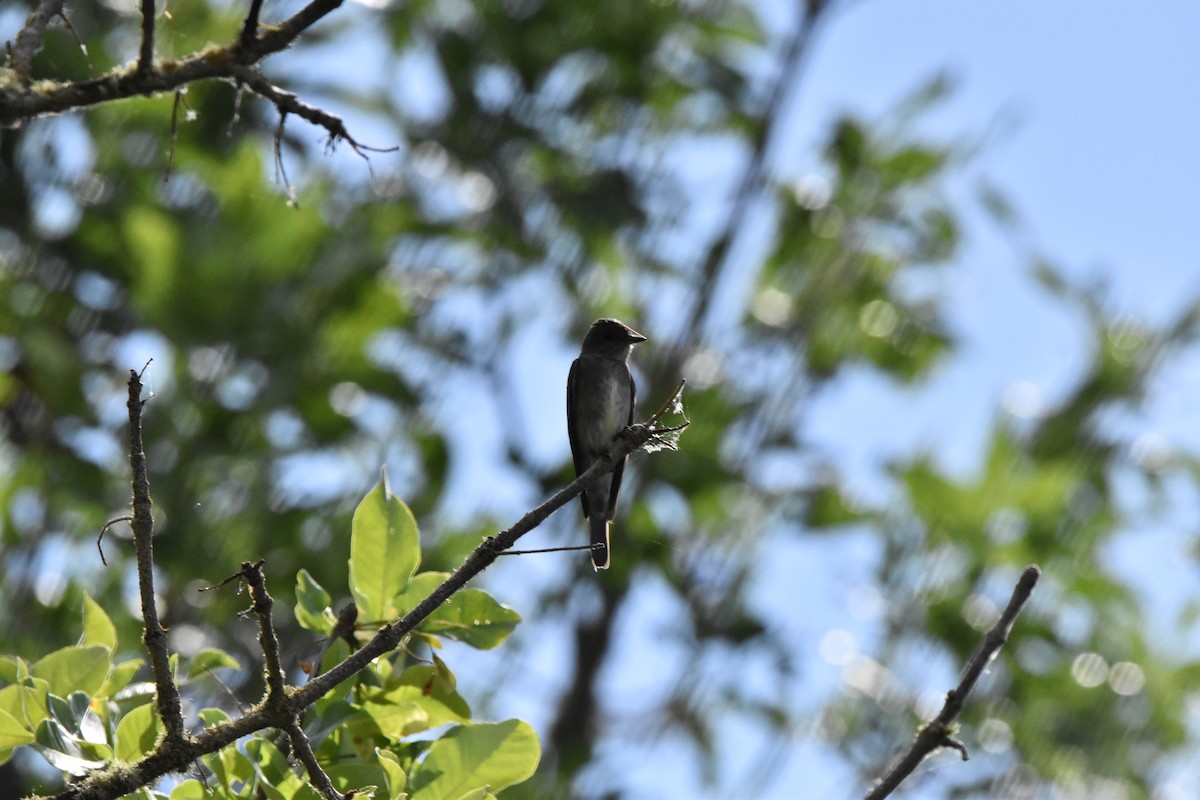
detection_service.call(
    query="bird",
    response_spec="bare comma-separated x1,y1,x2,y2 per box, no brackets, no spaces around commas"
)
566,318,647,570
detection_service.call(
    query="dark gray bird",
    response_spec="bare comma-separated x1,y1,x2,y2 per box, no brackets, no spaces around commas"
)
567,318,646,570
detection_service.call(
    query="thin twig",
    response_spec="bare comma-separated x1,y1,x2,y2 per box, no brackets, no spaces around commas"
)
497,543,598,557
864,565,1042,800
246,0,344,60
137,0,155,73
286,720,344,800
646,379,687,425
57,6,92,75
228,64,399,157
272,109,295,205
125,370,187,746
96,516,133,566
240,0,266,49
239,560,288,706
226,81,247,137
164,89,184,182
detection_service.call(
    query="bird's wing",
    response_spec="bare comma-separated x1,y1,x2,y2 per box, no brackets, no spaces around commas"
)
605,373,636,520
566,357,591,518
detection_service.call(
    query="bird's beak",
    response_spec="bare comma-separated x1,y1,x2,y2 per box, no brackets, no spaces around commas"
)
627,329,647,343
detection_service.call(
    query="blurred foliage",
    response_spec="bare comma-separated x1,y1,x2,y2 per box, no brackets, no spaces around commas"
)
3,0,1200,797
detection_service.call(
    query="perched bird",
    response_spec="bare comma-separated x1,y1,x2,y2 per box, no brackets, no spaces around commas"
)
566,318,647,570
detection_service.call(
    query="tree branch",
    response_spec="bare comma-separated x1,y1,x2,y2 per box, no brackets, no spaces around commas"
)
286,720,344,800
0,0,348,130
227,64,396,156
125,368,186,746
137,0,155,73
240,560,288,706
864,565,1042,800
239,0,267,49
51,389,686,800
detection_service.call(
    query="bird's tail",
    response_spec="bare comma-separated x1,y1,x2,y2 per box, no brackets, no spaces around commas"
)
590,514,611,570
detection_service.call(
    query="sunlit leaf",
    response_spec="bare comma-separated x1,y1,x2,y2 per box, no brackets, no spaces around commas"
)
80,595,117,652
114,702,162,763
409,720,540,800
349,470,421,623
295,569,334,633
31,646,111,700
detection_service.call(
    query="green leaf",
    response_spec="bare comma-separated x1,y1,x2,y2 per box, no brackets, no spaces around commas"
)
361,660,471,739
295,569,335,633
202,737,252,793
805,483,868,528
456,790,497,800
422,590,521,650
0,657,22,685
65,692,106,745
114,702,162,762
170,779,209,799
881,145,945,187
34,717,112,774
361,695,431,741
0,677,49,732
0,707,36,765
31,646,111,699
80,595,117,651
377,747,408,797
99,659,145,698
409,720,540,800
244,738,306,800
187,648,241,679
349,470,421,623
323,760,386,795
197,707,230,726
395,573,520,649
393,571,448,616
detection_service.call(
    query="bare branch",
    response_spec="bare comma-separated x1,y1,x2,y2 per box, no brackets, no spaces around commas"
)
164,88,185,182
286,720,344,800
864,565,1042,800
137,0,155,73
96,515,133,566
7,0,65,79
243,0,344,59
125,369,187,746
646,379,687,425
240,0,267,49
239,560,288,706
229,63,399,156
0,0,351,129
